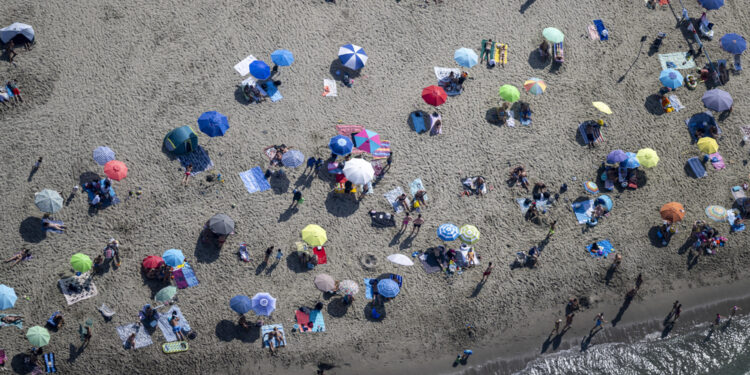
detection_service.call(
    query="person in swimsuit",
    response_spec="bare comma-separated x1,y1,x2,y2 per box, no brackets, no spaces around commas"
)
4,248,31,267
267,327,284,354
591,313,607,334
182,164,192,186
410,214,424,236
1,315,22,324
483,39,493,64
414,190,427,208
480,262,494,283
397,193,409,213
170,315,186,341
400,212,411,233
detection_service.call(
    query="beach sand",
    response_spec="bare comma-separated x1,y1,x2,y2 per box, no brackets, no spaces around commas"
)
1,0,749,374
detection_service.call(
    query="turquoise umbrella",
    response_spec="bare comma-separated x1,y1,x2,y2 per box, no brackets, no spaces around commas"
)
35,189,63,213
0,284,17,310
542,27,565,43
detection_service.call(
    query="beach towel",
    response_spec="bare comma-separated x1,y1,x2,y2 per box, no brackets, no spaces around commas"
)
43,219,64,234
295,310,311,331
335,125,365,154
506,111,515,127
177,146,213,175
364,278,375,300
239,167,271,194
0,314,23,329
158,305,192,342
430,113,442,135
372,141,391,160
516,197,551,214
261,324,286,348
708,152,725,170
593,20,608,41
686,157,707,178
5,85,14,98
587,24,600,40
659,52,696,70
384,187,409,213
234,55,256,76
173,269,188,289
410,178,428,203
434,67,461,81
668,95,685,112
572,199,595,224
371,160,384,177
479,40,495,62
173,263,199,289
586,240,615,258
494,43,508,65
323,79,337,97
458,249,480,267
44,352,55,373
58,275,98,305
731,186,746,201
116,323,154,349
411,112,427,133
419,252,442,274
579,122,605,144
309,310,325,332
686,112,721,142
257,80,282,102
313,246,327,265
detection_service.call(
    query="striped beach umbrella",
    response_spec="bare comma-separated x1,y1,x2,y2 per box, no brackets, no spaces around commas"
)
93,146,115,166
459,225,480,244
251,292,276,316
705,205,727,221
282,149,305,168
329,135,353,156
437,223,460,241
584,181,599,194
353,129,382,153
338,44,368,70
523,78,547,95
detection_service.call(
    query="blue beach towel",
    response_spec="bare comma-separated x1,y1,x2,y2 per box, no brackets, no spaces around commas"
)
687,157,707,178
42,220,64,233
309,310,326,332
410,178,428,202
586,240,615,258
593,20,608,41
261,81,282,102
181,263,199,287
5,85,13,98
572,199,595,224
0,314,23,329
177,146,213,175
44,352,55,373
157,306,191,342
517,198,551,214
364,278,375,300
411,112,426,133
239,167,271,194
262,324,286,348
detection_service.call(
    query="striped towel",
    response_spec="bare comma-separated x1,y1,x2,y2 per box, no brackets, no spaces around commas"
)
239,167,271,194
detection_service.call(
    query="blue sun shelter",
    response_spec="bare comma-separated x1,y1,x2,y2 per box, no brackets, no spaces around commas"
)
164,126,199,155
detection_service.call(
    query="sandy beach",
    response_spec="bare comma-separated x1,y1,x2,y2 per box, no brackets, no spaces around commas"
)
1,0,750,374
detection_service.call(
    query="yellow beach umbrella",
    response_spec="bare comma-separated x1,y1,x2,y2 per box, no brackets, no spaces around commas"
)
301,224,327,247
697,137,719,154
636,148,659,168
592,101,612,115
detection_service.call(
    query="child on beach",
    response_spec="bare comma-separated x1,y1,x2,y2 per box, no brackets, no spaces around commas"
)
400,212,411,232
182,164,192,185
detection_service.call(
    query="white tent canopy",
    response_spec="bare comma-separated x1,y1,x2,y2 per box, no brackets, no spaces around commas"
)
1,23,34,44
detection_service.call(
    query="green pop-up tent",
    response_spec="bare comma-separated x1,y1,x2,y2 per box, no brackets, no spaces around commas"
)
164,126,198,155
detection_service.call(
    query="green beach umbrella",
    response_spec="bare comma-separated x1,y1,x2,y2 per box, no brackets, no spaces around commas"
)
542,27,565,43
459,225,481,244
34,189,63,213
70,253,92,273
155,286,177,303
27,326,50,347
499,85,520,103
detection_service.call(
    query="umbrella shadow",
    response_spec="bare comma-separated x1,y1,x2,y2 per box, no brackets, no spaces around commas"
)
407,110,430,132
278,205,299,223
364,301,386,322
648,226,670,248
11,352,33,374
270,172,290,195
19,216,46,243
327,297,350,318
193,235,220,263
215,319,259,343
140,272,169,299
324,191,359,217
285,253,312,274
528,50,550,70
485,107,503,125
329,59,361,82
644,94,664,115
234,85,252,106
79,171,101,186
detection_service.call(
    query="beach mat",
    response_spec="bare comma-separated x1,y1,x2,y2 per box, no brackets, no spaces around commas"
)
384,186,409,213
669,95,685,112
372,141,391,160
587,24,600,40
708,152,725,170
312,246,327,265
177,146,213,175
309,310,325,332
239,167,271,194
43,219,64,234
258,80,282,102
364,278,375,300
572,199,595,224
234,55,256,76
686,157,707,178
586,240,615,258
323,79,337,97
173,269,188,289
262,324,286,348
410,178,428,202
419,252,442,274
494,43,508,65
0,314,23,329
593,19,608,40
173,263,199,289
411,112,427,133
335,125,365,154
434,66,460,81
459,248,480,267
116,323,154,349
58,275,98,305
731,186,746,201
158,306,192,342
659,52,696,70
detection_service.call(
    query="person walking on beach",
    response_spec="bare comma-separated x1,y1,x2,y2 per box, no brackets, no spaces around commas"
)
730,306,742,318
713,313,723,328
550,318,562,336
563,313,575,331
410,214,424,236
672,304,682,322
480,262,494,283
400,212,411,233
591,313,607,335
291,188,304,208
546,220,557,239
385,151,393,173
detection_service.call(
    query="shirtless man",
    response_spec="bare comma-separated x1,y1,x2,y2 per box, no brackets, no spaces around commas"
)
267,327,284,354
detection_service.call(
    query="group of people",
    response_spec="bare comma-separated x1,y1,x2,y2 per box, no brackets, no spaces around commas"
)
93,239,122,272
0,80,22,107
690,220,726,255
438,71,470,93
83,178,115,207
429,244,478,273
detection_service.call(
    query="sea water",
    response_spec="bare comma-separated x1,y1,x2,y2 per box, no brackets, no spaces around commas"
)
467,314,750,375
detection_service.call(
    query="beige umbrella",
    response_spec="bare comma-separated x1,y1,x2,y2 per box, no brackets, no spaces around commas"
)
314,274,336,292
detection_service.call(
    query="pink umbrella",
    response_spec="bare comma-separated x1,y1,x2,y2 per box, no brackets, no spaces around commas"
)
352,129,381,154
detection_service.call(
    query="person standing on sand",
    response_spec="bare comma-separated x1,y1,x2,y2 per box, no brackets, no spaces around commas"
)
182,164,192,185
400,212,411,233
410,214,424,236
713,313,722,328
564,313,575,331
550,318,562,336
635,273,643,290
591,313,607,335
263,246,274,264
672,304,682,322
546,220,557,239
480,262,494,283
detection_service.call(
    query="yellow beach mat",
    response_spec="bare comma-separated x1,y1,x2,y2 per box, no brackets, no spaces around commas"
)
494,43,508,65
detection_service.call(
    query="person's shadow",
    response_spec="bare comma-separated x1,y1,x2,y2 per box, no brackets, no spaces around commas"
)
520,0,536,13
611,294,634,327
255,261,268,275
264,260,280,276
469,280,485,298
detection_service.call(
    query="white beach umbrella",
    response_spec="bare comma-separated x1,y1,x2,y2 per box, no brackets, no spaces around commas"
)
387,254,414,266
342,158,374,185
0,23,34,44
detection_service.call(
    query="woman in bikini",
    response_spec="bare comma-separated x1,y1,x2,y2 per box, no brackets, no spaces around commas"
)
182,164,193,185
4,248,31,266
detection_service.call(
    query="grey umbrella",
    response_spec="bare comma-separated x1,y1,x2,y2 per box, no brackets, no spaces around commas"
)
208,213,235,235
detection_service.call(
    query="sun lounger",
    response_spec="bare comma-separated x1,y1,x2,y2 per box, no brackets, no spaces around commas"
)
593,20,608,41
429,113,442,135
553,42,564,63
410,111,426,133
43,352,55,373
261,324,286,348
687,157,707,178
708,152,725,170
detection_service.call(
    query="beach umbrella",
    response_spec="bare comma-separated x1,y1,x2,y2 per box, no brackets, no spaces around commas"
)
720,34,746,54
542,27,565,43
329,135,353,156
92,146,115,166
229,295,252,315
459,225,480,244
523,78,547,95
197,111,229,137
70,253,92,273
592,101,613,114
595,195,613,211
687,112,717,131
142,255,164,269
251,293,276,316
636,148,659,168
249,60,271,80
338,44,368,70
103,160,128,181
498,84,520,103
705,205,727,221
661,202,686,223
352,129,382,153
623,153,640,169
208,213,235,235
454,47,478,68
270,49,294,66
437,223,460,241
0,285,17,310
606,150,628,164
0,23,34,44
343,158,375,185
387,254,414,266
338,280,359,296
697,137,719,154
301,224,327,247
314,274,336,292
702,89,733,112
698,0,724,10
26,326,50,347
377,279,400,298
422,85,447,107
659,69,684,89
34,189,63,213
584,181,599,194
282,149,305,168
162,249,185,268
155,286,177,303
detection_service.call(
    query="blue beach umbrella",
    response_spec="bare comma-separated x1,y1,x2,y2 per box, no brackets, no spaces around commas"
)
281,149,304,168
702,89,733,112
249,60,271,80
92,146,115,166
0,284,17,310
251,293,276,316
698,0,724,10
454,48,478,68
162,249,185,268
270,49,294,66
606,149,628,164
437,223,460,241
229,295,252,315
595,195,613,211
197,111,229,137
329,135,353,156
377,279,400,298
622,155,641,169
720,34,746,54
338,44,368,70
659,69,684,89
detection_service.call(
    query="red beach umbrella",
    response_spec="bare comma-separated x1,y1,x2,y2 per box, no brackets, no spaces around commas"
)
104,160,128,181
422,85,447,107
142,255,164,269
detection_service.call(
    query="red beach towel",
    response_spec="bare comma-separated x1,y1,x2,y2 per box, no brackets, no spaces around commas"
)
295,310,312,332
313,246,327,265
